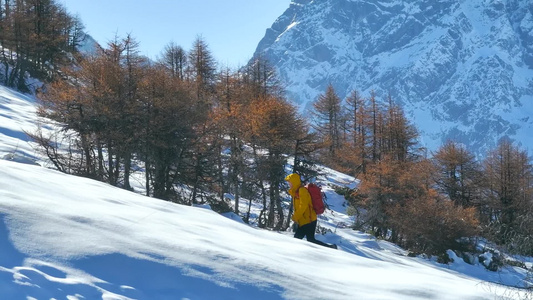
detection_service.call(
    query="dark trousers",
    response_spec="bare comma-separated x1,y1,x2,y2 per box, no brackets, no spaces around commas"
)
294,220,332,248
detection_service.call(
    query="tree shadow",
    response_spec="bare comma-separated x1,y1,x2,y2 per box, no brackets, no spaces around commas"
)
74,254,285,300
0,214,285,300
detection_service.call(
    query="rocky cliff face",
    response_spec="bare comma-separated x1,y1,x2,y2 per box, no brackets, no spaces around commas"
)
254,0,533,154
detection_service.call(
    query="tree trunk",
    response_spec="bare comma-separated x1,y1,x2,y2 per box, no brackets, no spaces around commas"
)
145,159,151,197
123,151,132,190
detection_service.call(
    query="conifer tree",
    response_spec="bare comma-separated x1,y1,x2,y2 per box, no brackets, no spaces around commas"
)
381,97,418,162
245,96,298,229
433,141,481,208
137,64,197,200
345,90,365,147
37,53,102,177
244,54,283,99
350,95,421,240
160,41,187,80
215,67,251,214
120,34,145,190
341,89,369,176
188,36,216,101
482,139,533,247
0,0,78,89
67,15,85,51
312,84,342,160
40,35,148,190
369,90,380,163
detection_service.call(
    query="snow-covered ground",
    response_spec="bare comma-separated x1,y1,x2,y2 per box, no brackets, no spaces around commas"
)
0,84,531,299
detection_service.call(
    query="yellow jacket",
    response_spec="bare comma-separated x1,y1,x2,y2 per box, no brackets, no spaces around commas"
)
285,173,317,226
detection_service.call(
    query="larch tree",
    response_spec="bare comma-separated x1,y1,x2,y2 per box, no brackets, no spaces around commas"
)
381,97,418,162
345,89,365,147
433,141,482,208
338,89,369,177
244,54,283,99
246,95,299,229
369,90,380,163
351,95,421,241
188,36,216,101
0,0,77,89
160,41,188,80
312,84,342,161
120,34,146,190
137,64,197,201
214,67,251,214
482,139,533,248
36,64,94,175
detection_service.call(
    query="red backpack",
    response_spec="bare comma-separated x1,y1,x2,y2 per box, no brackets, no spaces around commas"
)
304,183,325,215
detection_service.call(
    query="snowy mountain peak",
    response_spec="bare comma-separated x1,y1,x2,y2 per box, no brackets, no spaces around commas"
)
255,0,533,155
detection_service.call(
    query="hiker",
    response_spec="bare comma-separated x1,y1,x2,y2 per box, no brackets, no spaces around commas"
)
285,173,337,249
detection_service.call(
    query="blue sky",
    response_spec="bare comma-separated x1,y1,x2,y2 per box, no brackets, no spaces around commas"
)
61,0,290,68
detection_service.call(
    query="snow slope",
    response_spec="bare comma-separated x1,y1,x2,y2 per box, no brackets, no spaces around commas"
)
0,160,528,300
0,85,531,299
0,86,46,164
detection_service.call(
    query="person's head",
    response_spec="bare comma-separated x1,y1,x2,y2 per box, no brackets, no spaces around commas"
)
285,173,301,189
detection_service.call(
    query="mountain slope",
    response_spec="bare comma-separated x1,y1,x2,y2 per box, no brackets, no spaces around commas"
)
0,85,48,164
1,159,529,300
255,0,533,154
0,86,530,299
